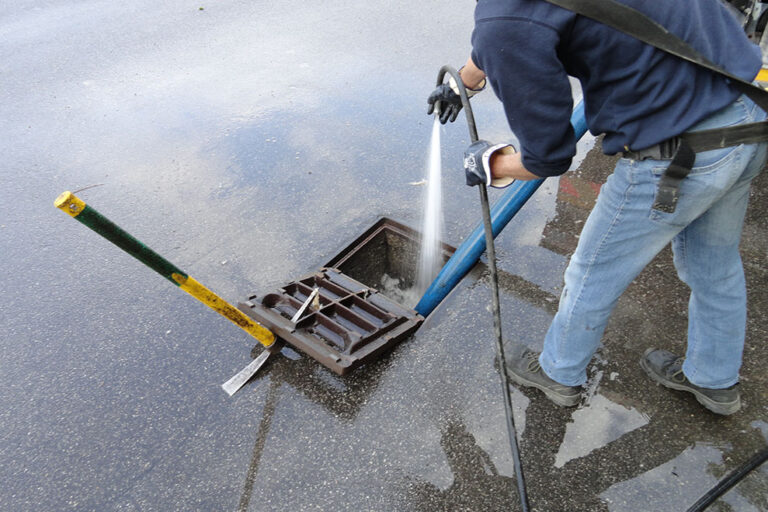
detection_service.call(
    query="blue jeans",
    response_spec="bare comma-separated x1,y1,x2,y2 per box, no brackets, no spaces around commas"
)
540,95,768,389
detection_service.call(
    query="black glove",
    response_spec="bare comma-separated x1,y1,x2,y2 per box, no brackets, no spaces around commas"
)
427,71,486,124
463,140,517,188
427,84,463,124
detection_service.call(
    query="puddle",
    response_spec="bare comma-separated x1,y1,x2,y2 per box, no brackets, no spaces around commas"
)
555,393,649,468
600,442,766,511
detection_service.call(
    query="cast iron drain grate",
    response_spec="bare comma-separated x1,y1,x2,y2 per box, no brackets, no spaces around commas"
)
239,268,423,375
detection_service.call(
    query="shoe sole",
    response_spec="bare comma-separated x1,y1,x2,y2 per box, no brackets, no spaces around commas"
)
639,351,740,416
507,368,580,407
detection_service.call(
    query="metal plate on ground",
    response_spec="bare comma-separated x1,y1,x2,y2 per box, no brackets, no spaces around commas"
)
239,268,423,375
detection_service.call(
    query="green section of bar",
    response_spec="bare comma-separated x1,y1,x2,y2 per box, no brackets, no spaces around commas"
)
76,204,187,285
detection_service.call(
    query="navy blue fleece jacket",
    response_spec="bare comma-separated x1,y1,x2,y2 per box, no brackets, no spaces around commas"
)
470,0,762,177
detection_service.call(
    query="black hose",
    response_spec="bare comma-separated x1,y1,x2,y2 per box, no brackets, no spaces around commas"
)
436,65,531,512
686,446,768,512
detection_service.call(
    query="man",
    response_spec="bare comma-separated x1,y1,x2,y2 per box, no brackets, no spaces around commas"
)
428,0,767,415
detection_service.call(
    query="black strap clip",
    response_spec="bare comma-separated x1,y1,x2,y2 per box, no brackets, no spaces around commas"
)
652,139,695,213
653,179,682,213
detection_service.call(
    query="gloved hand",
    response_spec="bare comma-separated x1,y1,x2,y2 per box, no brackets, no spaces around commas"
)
427,71,486,124
463,140,517,188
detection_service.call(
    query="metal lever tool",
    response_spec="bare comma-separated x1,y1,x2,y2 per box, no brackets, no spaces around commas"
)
221,288,319,396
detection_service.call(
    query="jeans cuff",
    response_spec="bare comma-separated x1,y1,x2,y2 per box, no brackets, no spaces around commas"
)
539,356,587,387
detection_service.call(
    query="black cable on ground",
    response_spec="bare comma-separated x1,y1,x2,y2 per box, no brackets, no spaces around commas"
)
436,65,531,512
686,446,768,512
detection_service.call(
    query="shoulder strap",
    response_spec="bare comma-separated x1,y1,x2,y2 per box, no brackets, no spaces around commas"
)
543,0,768,112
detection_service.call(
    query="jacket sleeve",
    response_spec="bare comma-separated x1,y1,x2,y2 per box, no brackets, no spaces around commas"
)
471,17,576,177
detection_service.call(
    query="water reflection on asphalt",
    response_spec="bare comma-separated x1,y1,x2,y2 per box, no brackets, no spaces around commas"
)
555,393,650,469
2,1,767,510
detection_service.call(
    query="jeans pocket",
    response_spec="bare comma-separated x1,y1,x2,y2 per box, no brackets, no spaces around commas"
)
690,144,743,171
647,164,686,227
647,147,743,227
648,144,742,181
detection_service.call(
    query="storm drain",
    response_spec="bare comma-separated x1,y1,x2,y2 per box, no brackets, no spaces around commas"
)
327,217,455,304
238,218,454,375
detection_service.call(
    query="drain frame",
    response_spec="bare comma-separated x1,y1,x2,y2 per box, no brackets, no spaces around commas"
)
326,217,455,287
238,218,454,375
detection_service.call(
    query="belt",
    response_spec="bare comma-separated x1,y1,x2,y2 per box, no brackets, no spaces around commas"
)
622,137,682,161
620,122,768,213
623,121,768,161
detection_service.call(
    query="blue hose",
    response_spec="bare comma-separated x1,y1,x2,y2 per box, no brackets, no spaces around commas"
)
415,100,588,317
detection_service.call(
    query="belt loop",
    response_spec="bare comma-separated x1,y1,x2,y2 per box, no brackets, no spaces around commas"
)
659,137,682,159
652,139,695,213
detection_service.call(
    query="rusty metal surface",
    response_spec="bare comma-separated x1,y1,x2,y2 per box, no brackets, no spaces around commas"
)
238,218,458,375
240,268,422,375
328,218,457,313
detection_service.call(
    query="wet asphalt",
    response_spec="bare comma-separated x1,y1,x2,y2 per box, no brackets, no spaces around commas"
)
1,1,766,511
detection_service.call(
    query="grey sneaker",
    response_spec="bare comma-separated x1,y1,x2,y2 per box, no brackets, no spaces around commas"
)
640,348,741,416
506,350,581,407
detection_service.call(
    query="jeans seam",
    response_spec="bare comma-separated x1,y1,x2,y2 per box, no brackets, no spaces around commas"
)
556,168,634,361
676,229,701,382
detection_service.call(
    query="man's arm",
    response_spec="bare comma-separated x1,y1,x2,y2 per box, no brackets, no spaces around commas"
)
471,17,576,177
490,149,540,181
459,57,487,90
461,57,539,182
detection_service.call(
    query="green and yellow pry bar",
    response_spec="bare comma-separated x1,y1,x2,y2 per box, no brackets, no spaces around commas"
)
54,191,276,347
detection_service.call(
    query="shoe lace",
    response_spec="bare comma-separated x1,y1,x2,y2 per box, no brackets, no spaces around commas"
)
525,351,541,373
670,357,686,383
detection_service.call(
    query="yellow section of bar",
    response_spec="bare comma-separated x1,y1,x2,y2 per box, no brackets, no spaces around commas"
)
54,191,87,217
757,68,768,83
172,273,276,347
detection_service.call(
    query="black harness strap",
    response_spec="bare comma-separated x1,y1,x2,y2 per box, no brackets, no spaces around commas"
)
542,0,768,212
653,140,695,213
682,120,768,150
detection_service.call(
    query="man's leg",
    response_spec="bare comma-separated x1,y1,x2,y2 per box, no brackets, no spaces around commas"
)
641,96,767,414
539,96,765,388
536,157,683,387
674,139,767,388
639,151,757,415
